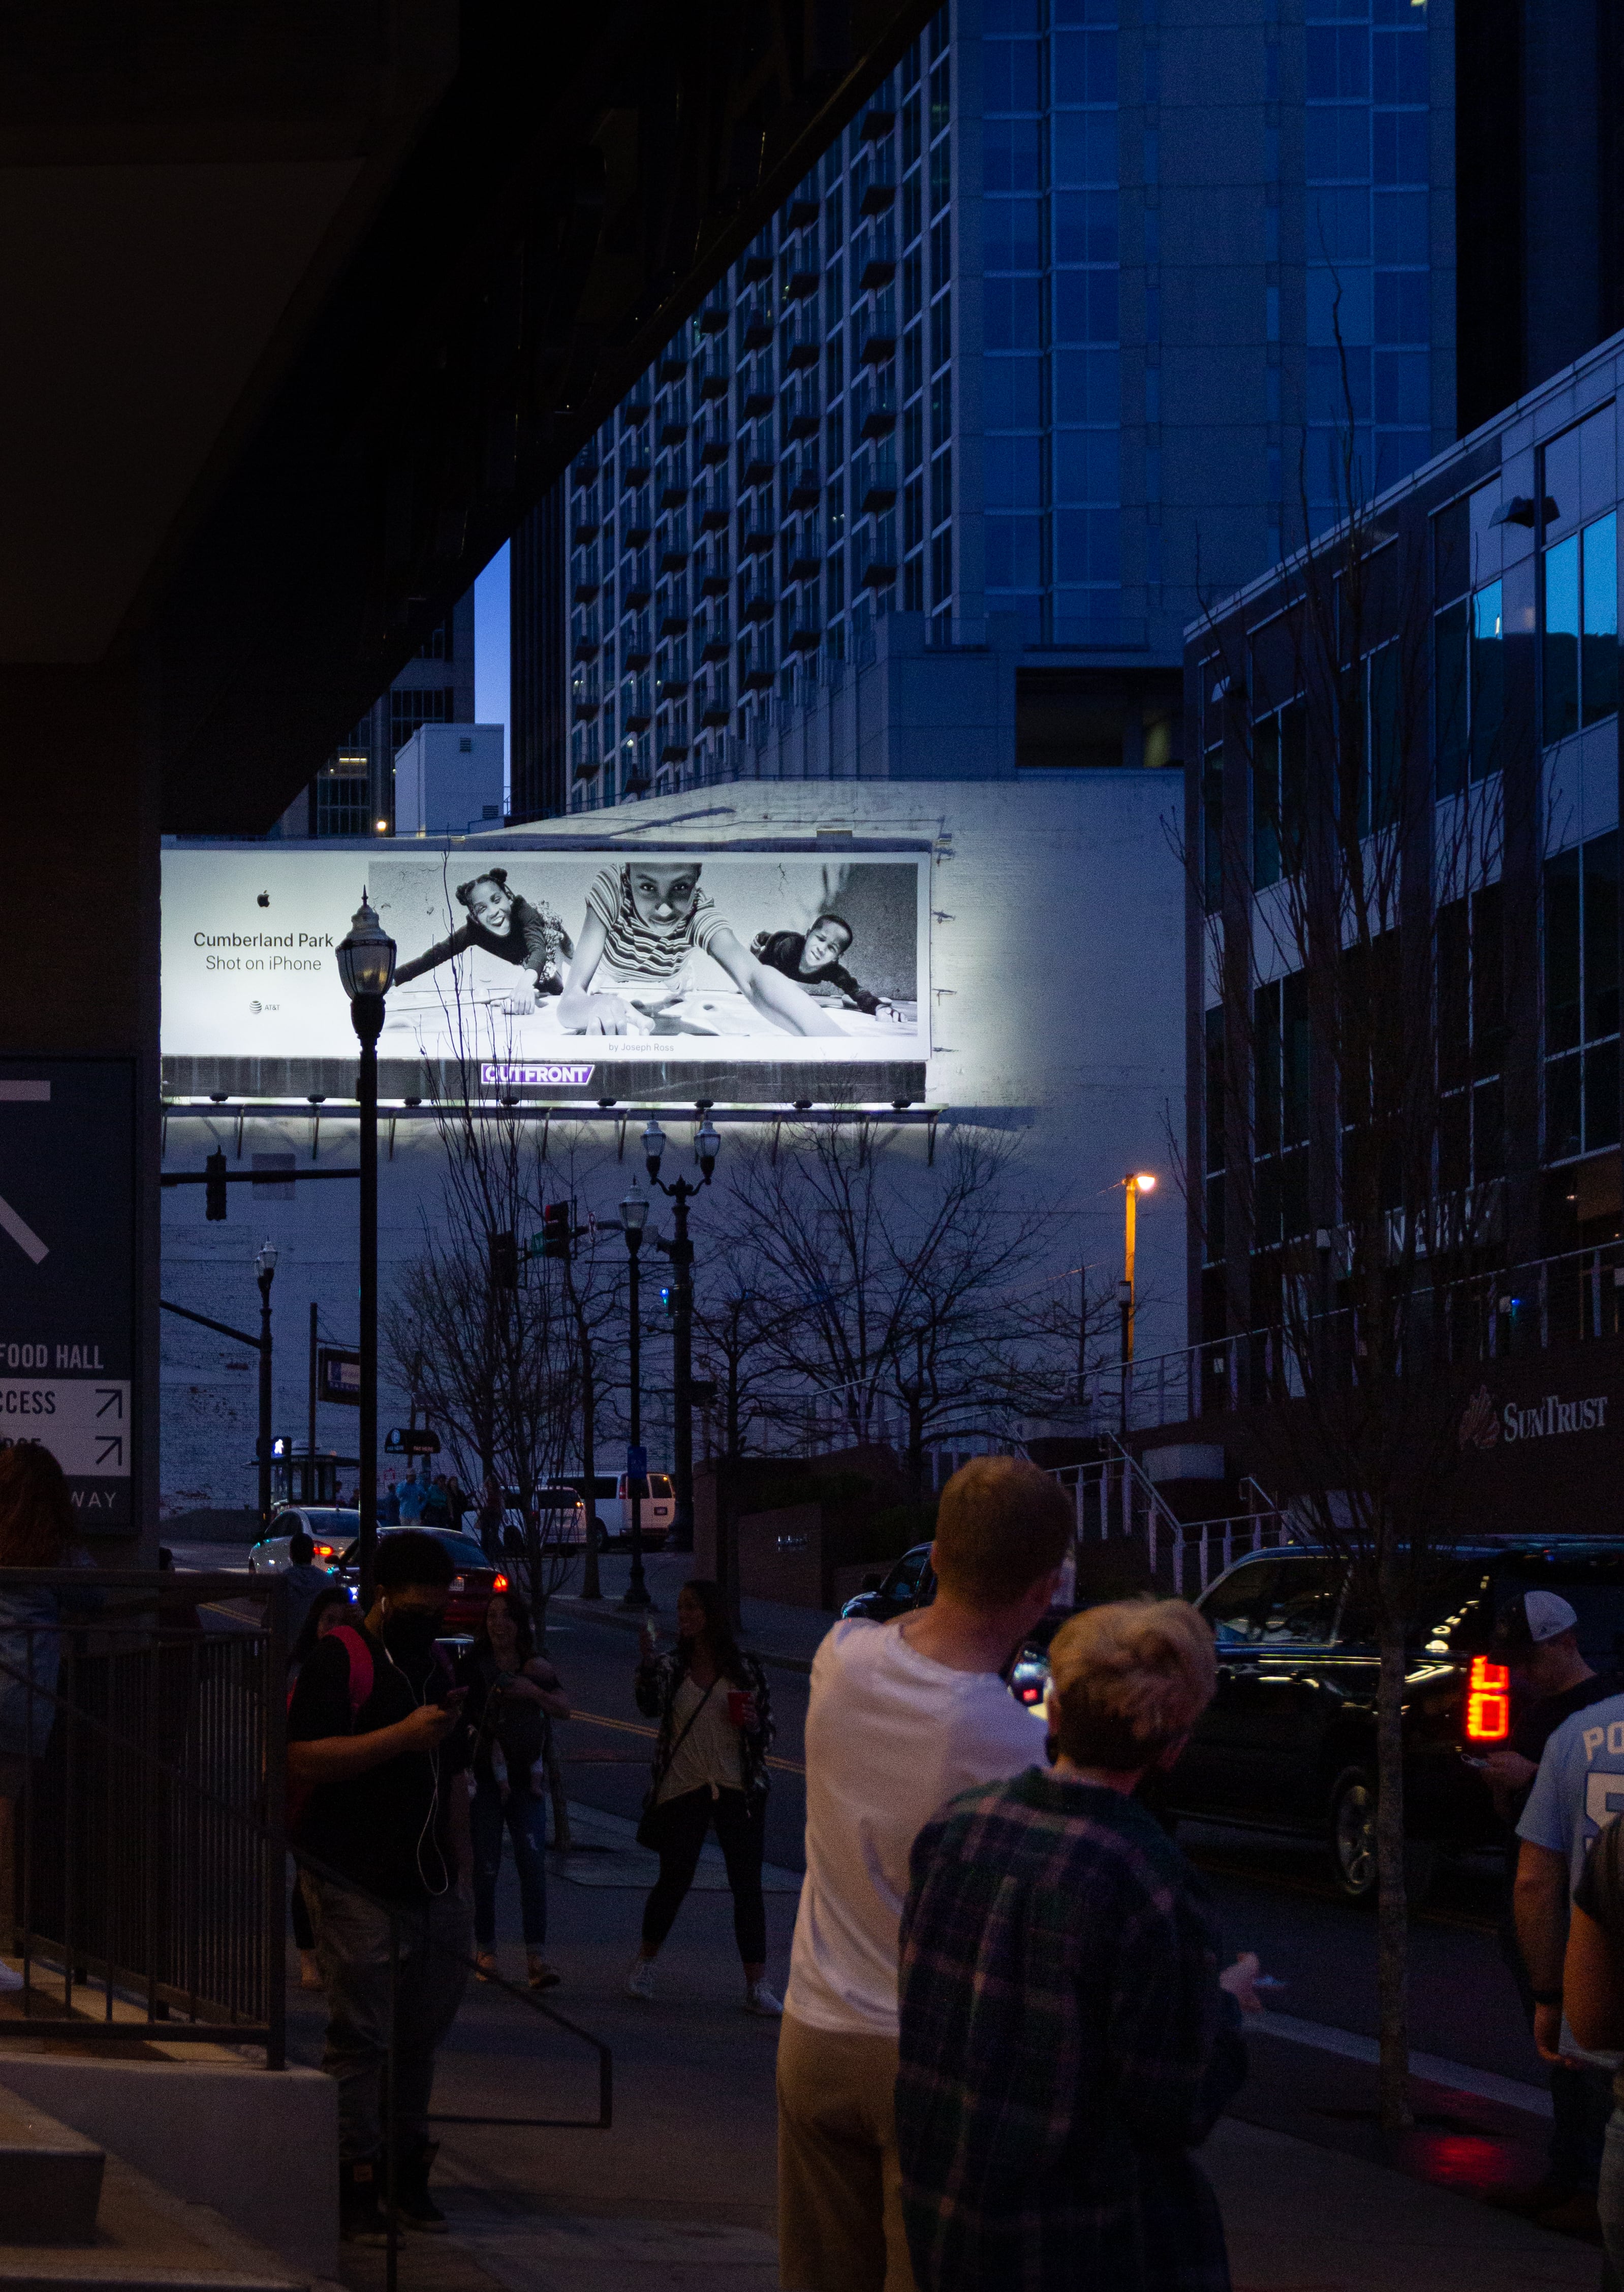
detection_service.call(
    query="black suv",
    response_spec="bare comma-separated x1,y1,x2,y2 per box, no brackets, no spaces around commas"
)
840,1543,936,1622
1018,1539,1624,1900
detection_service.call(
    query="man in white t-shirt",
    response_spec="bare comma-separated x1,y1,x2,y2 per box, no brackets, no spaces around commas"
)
778,1456,1070,2292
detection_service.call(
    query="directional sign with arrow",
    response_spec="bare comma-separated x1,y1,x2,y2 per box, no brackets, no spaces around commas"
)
0,1059,139,1532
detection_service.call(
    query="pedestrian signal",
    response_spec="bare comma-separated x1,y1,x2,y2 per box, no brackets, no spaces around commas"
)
205,1150,228,1222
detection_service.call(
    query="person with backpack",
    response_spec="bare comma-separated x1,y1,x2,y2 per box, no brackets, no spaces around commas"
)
457,1590,569,1990
628,1579,779,2014
287,1530,472,2244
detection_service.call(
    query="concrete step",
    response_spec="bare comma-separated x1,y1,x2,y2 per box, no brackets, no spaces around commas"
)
0,2089,104,2244
0,2095,318,2290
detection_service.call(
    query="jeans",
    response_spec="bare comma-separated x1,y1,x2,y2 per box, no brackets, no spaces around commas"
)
1599,2110,1624,2292
640,1785,766,1965
307,1876,473,2161
470,1772,547,1948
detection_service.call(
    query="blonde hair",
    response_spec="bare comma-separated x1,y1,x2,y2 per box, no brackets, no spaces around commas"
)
933,1456,1072,1605
1046,1598,1216,1770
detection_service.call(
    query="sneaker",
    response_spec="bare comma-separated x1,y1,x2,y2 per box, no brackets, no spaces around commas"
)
475,1951,498,1984
743,1979,783,2018
626,1956,657,2001
339,2158,389,2247
527,1956,561,1991
0,1961,23,1995
396,2142,447,2236
297,1950,323,1993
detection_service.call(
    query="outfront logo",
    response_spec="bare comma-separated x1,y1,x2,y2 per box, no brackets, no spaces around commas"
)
480,1062,595,1088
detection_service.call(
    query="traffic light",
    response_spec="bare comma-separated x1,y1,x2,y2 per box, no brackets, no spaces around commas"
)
659,1281,676,1315
541,1202,572,1260
490,1230,519,1288
205,1150,228,1221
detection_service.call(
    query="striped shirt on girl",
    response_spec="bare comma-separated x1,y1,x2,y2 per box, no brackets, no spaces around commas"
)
585,864,732,985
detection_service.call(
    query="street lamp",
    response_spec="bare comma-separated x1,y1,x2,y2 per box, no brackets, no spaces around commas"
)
337,891,396,1610
1119,1172,1157,1436
644,1111,720,1553
620,1180,651,1612
254,1240,277,1528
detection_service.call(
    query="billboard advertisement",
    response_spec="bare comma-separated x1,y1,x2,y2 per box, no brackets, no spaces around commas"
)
162,845,927,1070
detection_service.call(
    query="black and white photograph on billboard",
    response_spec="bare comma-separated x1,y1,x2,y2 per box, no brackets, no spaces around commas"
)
162,846,927,1065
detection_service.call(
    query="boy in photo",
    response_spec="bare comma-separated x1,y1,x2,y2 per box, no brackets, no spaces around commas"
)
394,869,573,1008
751,914,888,1015
557,860,844,1038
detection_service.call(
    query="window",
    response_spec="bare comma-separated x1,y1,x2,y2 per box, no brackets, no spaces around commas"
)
1204,1006,1226,1264
1545,833,1621,1161
390,687,456,755
1201,741,1224,917
316,755,370,837
1252,702,1304,888
1256,1560,1344,1646
1543,512,1618,745
1198,1559,1280,1645
1363,642,1400,834
1437,885,1506,1190
1253,970,1310,1247
1435,581,1504,796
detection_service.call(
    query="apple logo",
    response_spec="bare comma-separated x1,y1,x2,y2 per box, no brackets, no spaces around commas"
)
257,891,270,908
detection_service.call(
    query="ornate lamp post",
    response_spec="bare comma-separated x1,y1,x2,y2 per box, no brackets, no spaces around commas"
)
620,1180,651,1611
643,1113,720,1554
336,892,396,1609
254,1240,277,1528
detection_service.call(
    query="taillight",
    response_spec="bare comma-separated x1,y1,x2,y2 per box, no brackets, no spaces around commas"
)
315,1545,334,1558
1466,1655,1511,1742
493,1573,509,1592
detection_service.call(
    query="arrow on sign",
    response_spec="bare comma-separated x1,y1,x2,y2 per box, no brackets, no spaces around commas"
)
95,1388,123,1420
0,1080,50,1265
96,1435,123,1468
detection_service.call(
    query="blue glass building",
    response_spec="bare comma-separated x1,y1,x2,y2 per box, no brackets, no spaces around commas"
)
510,0,1616,820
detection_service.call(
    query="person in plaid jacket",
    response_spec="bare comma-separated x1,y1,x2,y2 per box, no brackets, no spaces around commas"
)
896,1598,1260,2291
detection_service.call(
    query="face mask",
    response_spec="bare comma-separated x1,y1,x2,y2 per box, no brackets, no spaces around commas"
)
382,1607,442,1663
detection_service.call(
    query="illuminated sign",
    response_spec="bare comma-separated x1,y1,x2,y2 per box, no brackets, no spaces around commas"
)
163,846,927,1071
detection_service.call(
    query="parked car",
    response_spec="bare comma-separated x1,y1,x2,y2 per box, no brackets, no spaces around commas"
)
1012,1538,1624,1900
840,1543,937,1622
332,1527,508,1640
616,1471,675,1548
248,1508,359,1573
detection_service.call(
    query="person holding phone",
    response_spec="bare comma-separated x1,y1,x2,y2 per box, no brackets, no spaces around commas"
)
288,1531,474,2244
628,1579,779,2014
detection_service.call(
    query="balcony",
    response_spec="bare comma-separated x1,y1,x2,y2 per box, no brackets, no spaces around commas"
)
783,380,820,439
740,231,773,283
739,633,776,689
780,311,820,371
656,460,689,512
782,247,820,301
740,293,774,349
623,699,653,734
786,521,821,579
657,583,690,636
785,455,820,509
695,540,731,597
695,339,730,400
571,612,600,662
621,551,653,606
695,476,731,530
699,621,732,664
622,490,653,543
739,515,775,557
572,556,600,605
656,342,688,384
740,359,774,418
572,447,600,484
571,677,600,721
571,495,600,545
739,572,774,623
572,752,601,783
655,663,689,698
857,158,896,215
859,549,898,588
701,697,732,728
859,455,898,513
785,614,823,654
855,380,897,438
857,226,897,290
862,103,896,141
738,435,775,489
658,408,689,450
700,293,731,334
656,516,689,571
857,311,897,365
622,617,653,669
694,410,731,466
619,447,652,488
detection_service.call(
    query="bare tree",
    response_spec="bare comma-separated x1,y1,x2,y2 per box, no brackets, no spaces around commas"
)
715,1118,1050,1491
1184,349,1524,2128
691,1261,803,1628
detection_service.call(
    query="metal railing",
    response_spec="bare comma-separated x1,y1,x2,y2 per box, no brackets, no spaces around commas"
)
1042,1440,1297,1600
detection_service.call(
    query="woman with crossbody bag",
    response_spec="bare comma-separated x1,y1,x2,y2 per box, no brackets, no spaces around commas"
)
457,1590,569,1990
629,1578,779,2015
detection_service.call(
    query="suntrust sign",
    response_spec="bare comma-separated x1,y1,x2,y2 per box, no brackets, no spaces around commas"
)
1460,1382,1610,1450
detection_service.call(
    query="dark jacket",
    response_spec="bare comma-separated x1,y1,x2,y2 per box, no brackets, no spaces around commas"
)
395,897,573,987
633,1646,774,1800
896,1769,1246,2292
751,929,881,1014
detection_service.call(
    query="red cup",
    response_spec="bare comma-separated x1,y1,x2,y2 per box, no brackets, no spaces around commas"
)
727,1689,752,1728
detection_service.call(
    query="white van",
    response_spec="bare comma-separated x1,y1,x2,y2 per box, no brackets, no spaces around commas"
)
617,1471,675,1547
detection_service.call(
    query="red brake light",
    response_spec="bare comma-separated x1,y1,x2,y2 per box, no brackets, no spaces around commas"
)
315,1545,334,1558
1466,1655,1511,1742
492,1573,509,1592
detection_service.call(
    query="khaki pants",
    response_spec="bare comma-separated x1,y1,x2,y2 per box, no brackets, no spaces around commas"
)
777,2012,916,2292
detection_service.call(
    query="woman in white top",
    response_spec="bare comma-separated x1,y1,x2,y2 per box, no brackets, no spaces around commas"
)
629,1579,780,2014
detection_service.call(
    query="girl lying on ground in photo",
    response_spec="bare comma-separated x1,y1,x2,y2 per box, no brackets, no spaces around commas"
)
556,860,845,1038
750,914,889,1015
393,868,573,1009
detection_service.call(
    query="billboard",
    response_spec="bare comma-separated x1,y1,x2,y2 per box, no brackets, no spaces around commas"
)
162,846,927,1070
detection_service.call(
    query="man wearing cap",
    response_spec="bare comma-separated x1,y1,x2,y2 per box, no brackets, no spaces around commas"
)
1506,1591,1621,2231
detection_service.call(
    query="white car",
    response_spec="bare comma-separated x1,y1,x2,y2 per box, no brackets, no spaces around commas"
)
617,1472,674,1547
485,1486,590,1557
247,1507,358,1573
